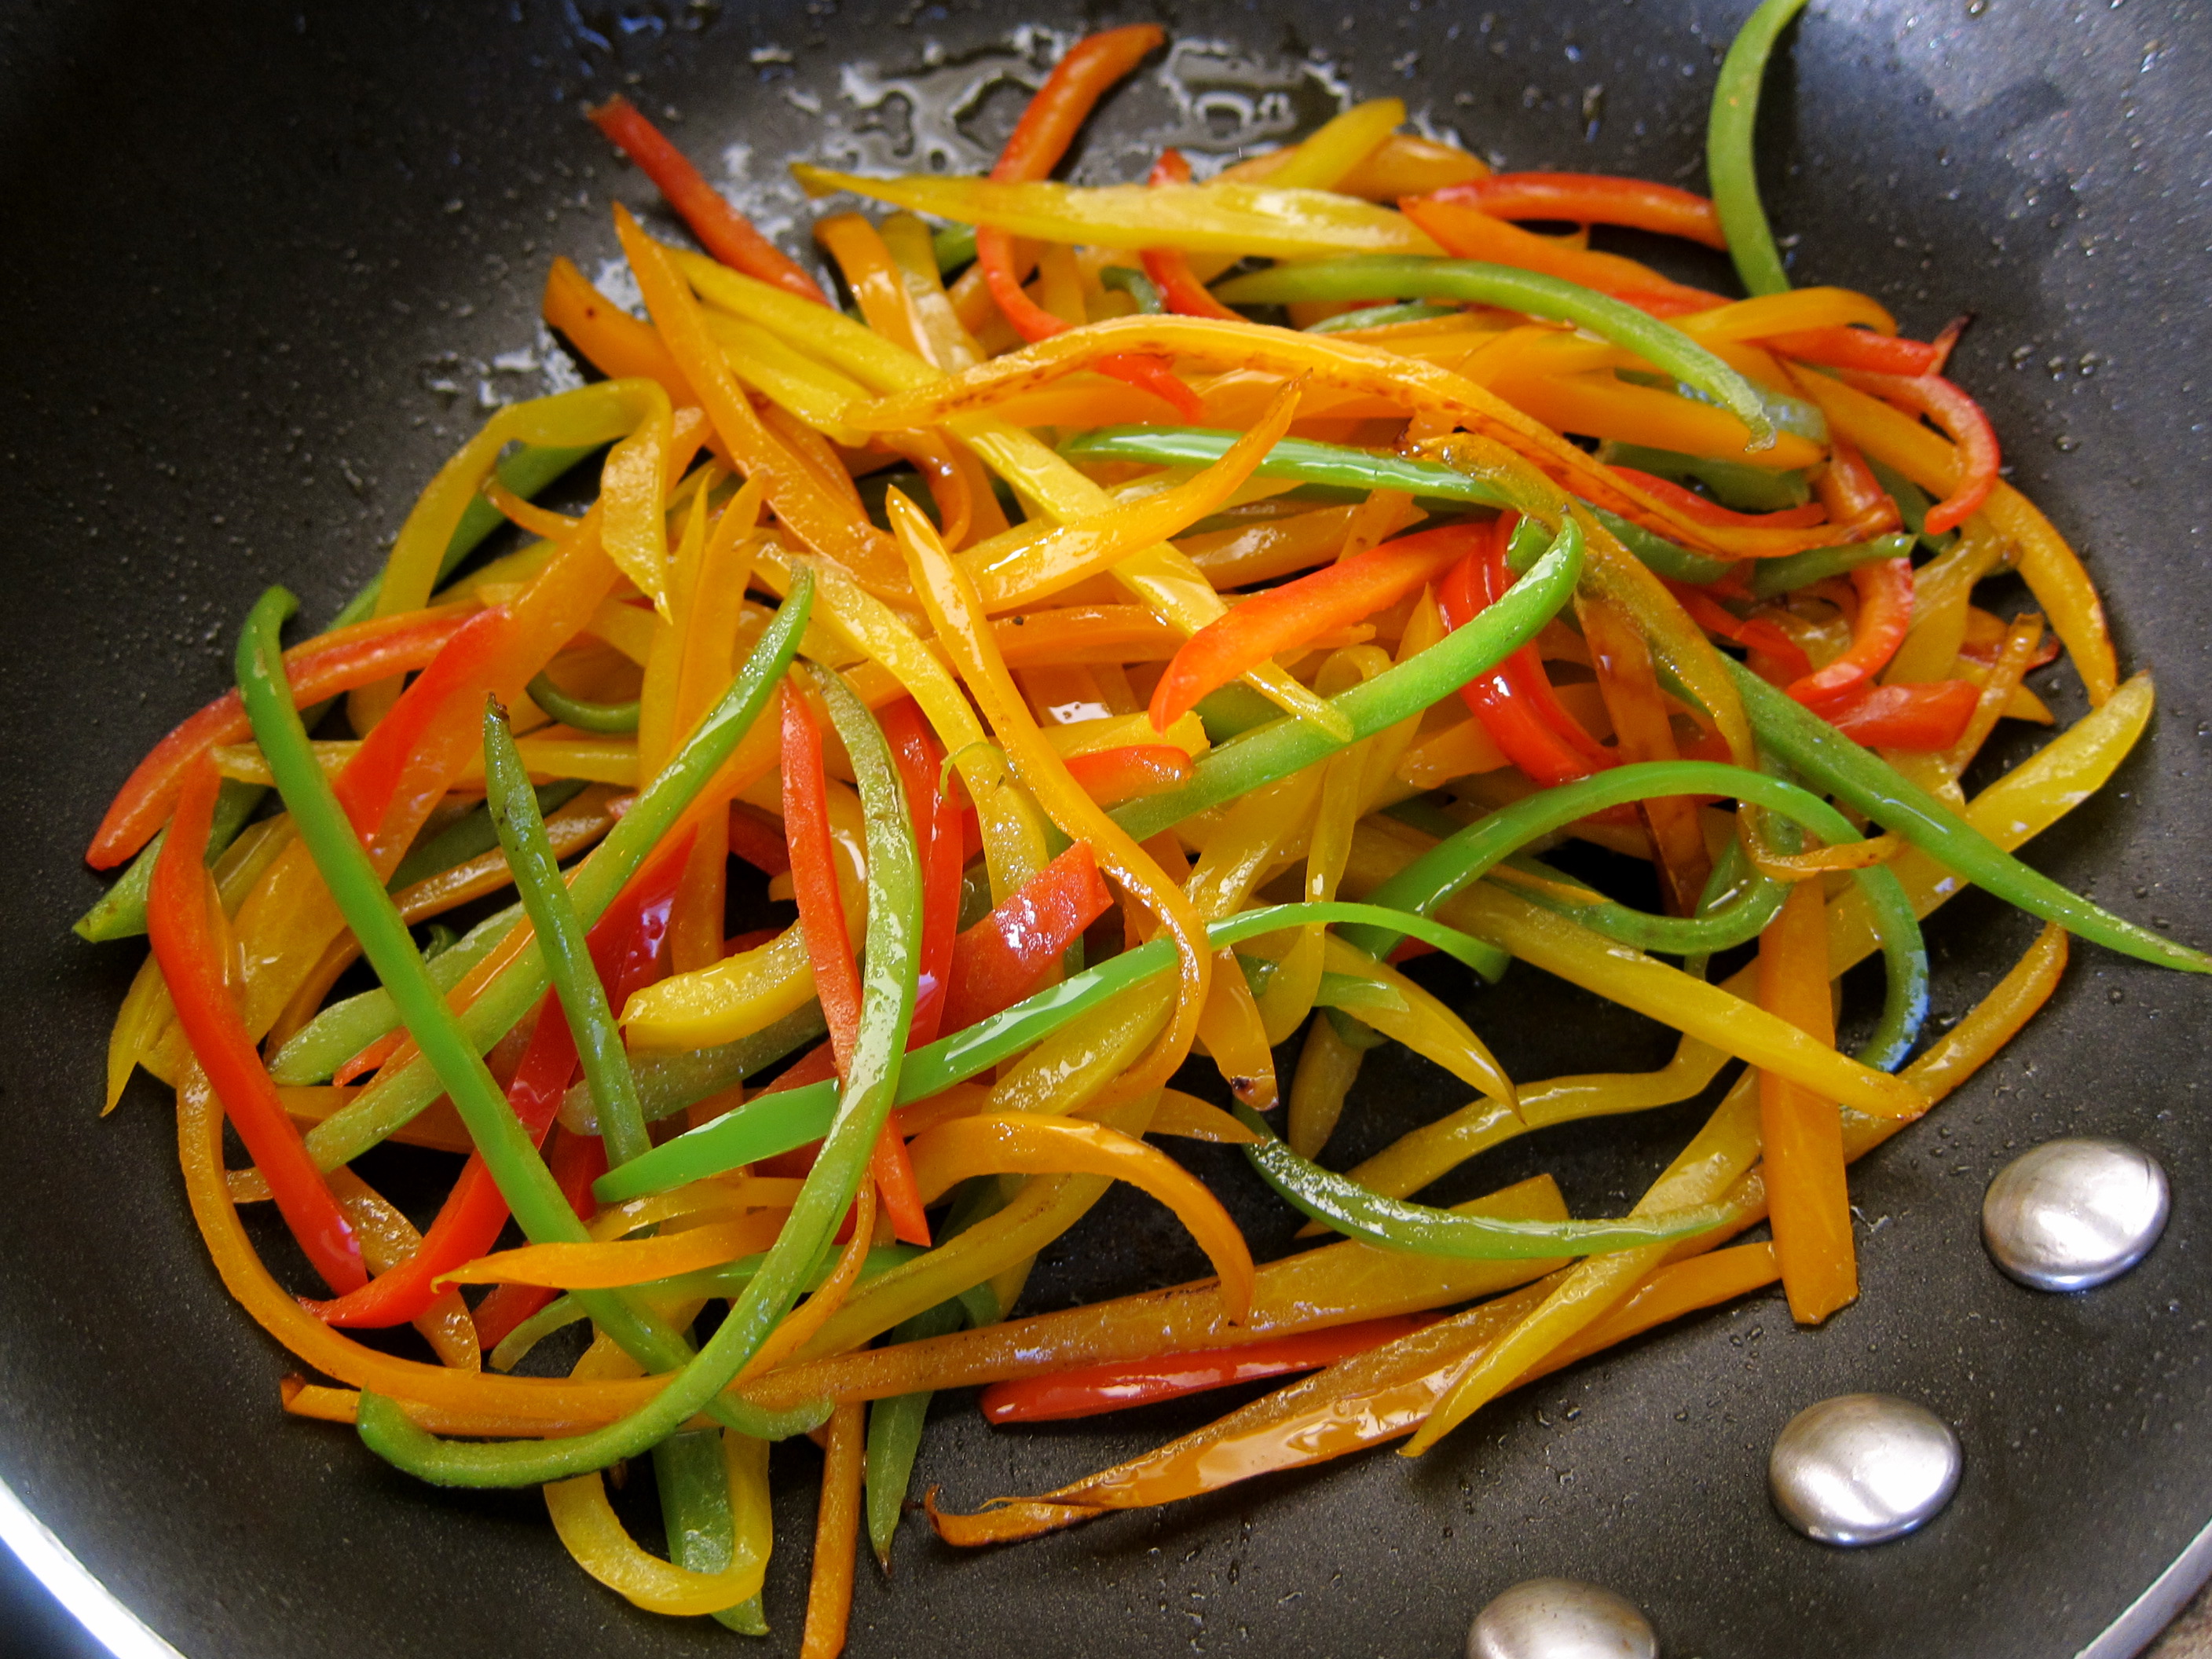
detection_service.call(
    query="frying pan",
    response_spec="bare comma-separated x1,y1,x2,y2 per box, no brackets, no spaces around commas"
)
3,2,2209,1654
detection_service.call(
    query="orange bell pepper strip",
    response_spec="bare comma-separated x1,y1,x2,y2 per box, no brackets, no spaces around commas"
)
1841,371,2001,535
1062,744,1193,808
1787,555,1915,710
1399,192,1725,312
151,763,366,1294
1145,523,1470,731
1822,679,1979,751
1811,431,1903,537
1581,595,1712,917
584,94,829,306
1140,149,1245,320
541,256,689,398
978,1313,1434,1423
974,25,1199,418
939,841,1114,1036
905,1113,1256,1320
86,602,477,869
1430,172,1727,249
1764,324,1943,375
1756,878,1858,1324
799,1400,866,1659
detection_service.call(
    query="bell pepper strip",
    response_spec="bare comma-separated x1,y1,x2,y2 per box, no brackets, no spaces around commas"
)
906,1115,1255,1320
1606,467,1826,531
545,1455,765,1617
1747,530,1914,599
785,679,864,1073
979,1315,1435,1423
1097,264,1163,313
878,699,961,1045
1770,324,1943,375
865,1298,966,1568
1111,517,1584,844
1233,1103,1730,1259
1062,745,1192,807
442,1217,786,1291
1945,612,2046,777
1430,173,1727,249
1306,302,1458,334
594,900,1504,1204
892,492,1212,1104
1724,658,2209,974
1141,149,1247,320
645,1429,771,1635
87,605,478,870
1580,594,1711,915
1147,525,1471,732
1757,877,1858,1325
939,842,1115,1035
353,657,920,1487
527,671,640,734
1708,0,1812,296
1440,529,1609,788
1214,255,1773,452
1061,426,1510,512
797,1399,866,1658
1839,370,2000,536
1785,554,1914,708
542,257,690,397
148,763,367,1293
1396,194,1724,312
1822,679,1979,751
585,94,827,306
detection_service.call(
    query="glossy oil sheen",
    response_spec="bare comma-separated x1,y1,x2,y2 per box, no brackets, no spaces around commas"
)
2,4,2210,1657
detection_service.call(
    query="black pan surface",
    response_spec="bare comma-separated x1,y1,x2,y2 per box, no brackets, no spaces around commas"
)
3,2,2209,1655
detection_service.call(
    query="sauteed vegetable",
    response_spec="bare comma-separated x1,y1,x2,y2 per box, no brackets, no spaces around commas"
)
84,3,2198,1647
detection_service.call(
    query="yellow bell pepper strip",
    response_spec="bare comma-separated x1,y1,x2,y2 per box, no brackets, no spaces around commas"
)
1330,130,1490,198
988,979,1173,1119
1234,1102,1730,1260
1137,152,1244,319
1314,936,1516,1106
892,490,1212,1104
699,310,877,449
1147,525,1470,733
1757,877,1859,1325
302,572,811,1173
1286,1014,1365,1162
1725,658,2209,974
1792,369,2115,705
1149,1090,1264,1144
1193,950,1276,1108
1394,196,1723,313
586,93,828,306
614,206,909,600
1708,0,1812,296
1111,517,1584,848
148,760,368,1294
881,211,988,371
1945,612,2046,778
545,1444,767,1617
741,1174,1569,1412
790,165,1441,262
799,1400,866,1659
440,1217,788,1291
1218,256,1774,452
906,1115,1255,1320
1439,173,1728,249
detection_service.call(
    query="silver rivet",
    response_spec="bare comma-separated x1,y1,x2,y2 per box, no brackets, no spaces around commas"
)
1768,1393,1961,1547
1982,1136,2169,1291
1467,1577,1658,1659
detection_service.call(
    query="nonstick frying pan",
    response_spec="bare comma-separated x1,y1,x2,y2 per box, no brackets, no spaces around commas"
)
3,2,2210,1654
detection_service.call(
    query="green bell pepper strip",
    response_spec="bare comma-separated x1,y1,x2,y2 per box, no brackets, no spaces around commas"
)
650,1430,762,1635
1213,255,1776,451
865,1296,965,1568
1192,683,1286,743
1866,456,1958,558
301,571,815,1169
1599,440,1810,513
386,781,585,892
1726,657,2212,974
483,703,653,1168
1061,424,1513,510
525,672,642,734
1748,531,1917,599
1335,758,1930,1071
555,1003,826,1136
1708,0,1812,298
1503,842,1789,958
1585,506,1734,585
1306,301,1459,334
1098,265,1164,314
268,901,525,1085
1111,518,1584,846
593,899,1511,1206
1232,1104,1738,1258
355,661,922,1488
932,222,979,275
74,778,264,943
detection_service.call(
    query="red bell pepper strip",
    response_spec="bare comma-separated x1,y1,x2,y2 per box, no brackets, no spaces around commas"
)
1928,315,1970,375
978,1314,1436,1423
584,95,829,307
1787,556,1914,709
1822,679,1979,751
877,700,960,1046
1438,527,1609,788
1841,371,2001,535
782,677,862,1071
939,842,1115,1037
87,604,477,869
332,606,514,841
1148,523,1474,731
470,1125,611,1351
1139,150,1245,320
313,836,688,1329
1665,581,1815,682
975,27,1200,419
725,804,793,876
1811,432,1902,537
150,762,368,1294
1064,745,1195,807
1430,173,1727,250
1609,467,1829,530
1763,325,1943,375
1475,518,1614,767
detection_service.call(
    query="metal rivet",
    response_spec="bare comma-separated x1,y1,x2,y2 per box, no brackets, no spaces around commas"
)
1768,1394,1961,1547
1982,1136,2169,1291
1467,1577,1658,1659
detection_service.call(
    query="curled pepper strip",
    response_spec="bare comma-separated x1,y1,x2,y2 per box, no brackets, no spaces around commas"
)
149,762,366,1294
1785,555,1914,709
1841,370,2001,536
